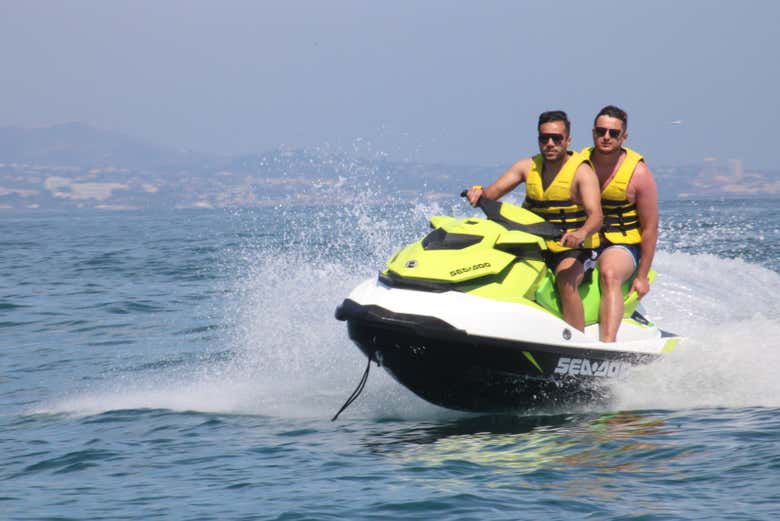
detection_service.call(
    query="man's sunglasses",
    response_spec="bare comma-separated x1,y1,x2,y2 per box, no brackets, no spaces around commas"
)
595,127,622,138
538,133,565,145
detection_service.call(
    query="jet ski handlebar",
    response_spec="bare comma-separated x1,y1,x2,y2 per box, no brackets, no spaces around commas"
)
460,190,563,240
459,189,496,213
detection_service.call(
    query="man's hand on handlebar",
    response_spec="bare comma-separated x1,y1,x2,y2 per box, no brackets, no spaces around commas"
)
559,229,587,248
465,185,484,207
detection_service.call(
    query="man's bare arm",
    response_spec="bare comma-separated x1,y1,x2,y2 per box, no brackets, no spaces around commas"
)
560,163,603,247
466,158,531,206
630,162,658,297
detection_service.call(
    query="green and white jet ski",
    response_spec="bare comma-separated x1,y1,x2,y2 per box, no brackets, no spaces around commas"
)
334,195,681,415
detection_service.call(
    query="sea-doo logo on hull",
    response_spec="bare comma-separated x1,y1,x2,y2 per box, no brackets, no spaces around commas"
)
450,262,491,277
554,357,631,378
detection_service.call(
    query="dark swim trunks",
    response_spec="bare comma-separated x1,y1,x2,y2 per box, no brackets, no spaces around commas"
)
595,242,641,269
544,249,597,272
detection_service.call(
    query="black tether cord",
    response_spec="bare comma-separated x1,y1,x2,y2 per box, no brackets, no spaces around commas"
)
331,354,373,421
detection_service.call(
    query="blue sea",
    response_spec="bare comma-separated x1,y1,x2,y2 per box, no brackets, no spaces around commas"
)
2,197,779,520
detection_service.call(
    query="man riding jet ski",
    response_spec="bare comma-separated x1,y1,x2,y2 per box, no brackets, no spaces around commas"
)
333,195,680,416
467,110,604,334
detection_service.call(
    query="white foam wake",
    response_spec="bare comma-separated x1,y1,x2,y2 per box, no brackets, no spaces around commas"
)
611,251,780,410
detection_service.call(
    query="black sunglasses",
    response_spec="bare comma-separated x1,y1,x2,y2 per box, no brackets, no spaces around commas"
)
538,133,565,145
595,127,622,138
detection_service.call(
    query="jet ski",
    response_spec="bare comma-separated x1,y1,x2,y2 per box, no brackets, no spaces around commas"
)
334,194,681,416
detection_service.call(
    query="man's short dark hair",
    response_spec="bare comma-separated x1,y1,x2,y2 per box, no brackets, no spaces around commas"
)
538,110,570,134
595,105,628,129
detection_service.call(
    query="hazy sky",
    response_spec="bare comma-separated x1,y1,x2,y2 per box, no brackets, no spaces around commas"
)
2,1,778,170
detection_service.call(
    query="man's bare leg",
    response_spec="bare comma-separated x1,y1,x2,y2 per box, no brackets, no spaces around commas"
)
555,256,586,332
598,248,636,342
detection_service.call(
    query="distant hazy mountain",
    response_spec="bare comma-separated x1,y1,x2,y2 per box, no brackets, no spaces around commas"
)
0,122,203,169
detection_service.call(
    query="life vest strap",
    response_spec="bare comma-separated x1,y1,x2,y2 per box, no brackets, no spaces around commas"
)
601,201,636,212
603,216,639,226
545,210,587,222
524,198,575,209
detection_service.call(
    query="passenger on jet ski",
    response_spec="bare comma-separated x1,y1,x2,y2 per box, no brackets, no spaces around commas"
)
466,110,602,332
581,105,659,342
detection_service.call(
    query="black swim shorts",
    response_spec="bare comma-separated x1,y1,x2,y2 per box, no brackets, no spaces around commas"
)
544,249,597,272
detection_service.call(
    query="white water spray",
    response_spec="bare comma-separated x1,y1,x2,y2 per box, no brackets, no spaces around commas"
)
34,201,780,419
611,251,780,410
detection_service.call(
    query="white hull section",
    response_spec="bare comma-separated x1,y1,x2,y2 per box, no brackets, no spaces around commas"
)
347,278,675,356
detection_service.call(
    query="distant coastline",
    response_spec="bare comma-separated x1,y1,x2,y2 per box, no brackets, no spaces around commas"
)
1,123,777,211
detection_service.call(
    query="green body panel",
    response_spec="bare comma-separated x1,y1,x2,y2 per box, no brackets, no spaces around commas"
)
495,230,546,249
498,202,547,224
388,239,516,283
385,202,652,325
429,215,457,228
387,217,515,283
464,259,548,306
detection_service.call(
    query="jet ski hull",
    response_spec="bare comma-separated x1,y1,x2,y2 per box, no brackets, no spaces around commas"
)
337,298,659,412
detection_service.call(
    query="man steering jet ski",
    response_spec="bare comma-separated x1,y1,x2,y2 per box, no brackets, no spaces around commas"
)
333,111,679,417
467,110,602,334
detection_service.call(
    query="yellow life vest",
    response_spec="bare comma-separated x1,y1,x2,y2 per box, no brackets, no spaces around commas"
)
581,146,643,245
523,150,599,252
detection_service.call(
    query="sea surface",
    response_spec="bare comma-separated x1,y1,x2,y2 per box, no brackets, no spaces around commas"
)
1,197,779,520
